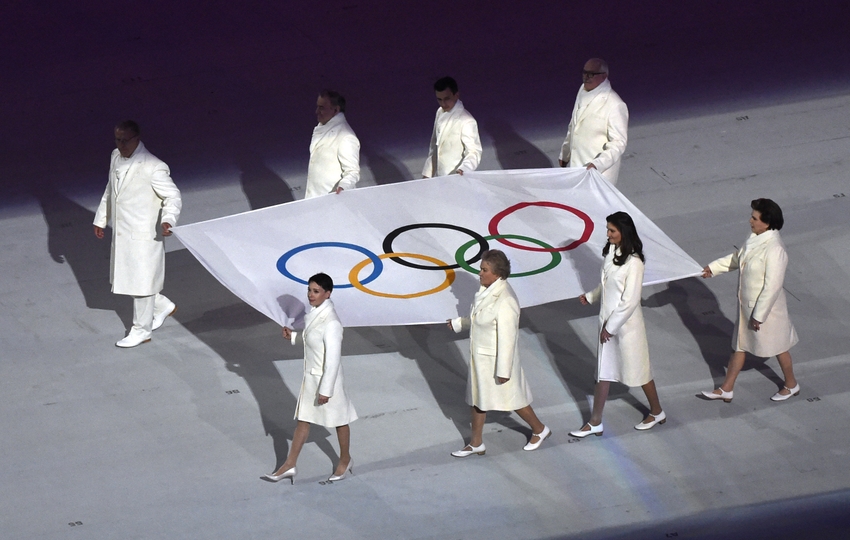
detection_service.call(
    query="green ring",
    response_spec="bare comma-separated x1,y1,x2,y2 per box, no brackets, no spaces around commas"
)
455,234,562,277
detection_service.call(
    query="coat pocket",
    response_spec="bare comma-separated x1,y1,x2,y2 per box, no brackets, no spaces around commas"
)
475,346,496,356
310,367,324,376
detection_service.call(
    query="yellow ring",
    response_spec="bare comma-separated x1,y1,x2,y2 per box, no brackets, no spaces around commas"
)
349,252,456,299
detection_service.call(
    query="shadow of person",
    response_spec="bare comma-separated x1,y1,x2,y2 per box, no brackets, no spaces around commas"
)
485,118,553,170
34,186,132,329
362,145,412,185
235,152,294,210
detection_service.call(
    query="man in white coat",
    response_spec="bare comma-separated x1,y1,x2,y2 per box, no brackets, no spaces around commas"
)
558,58,629,184
422,76,483,178
93,121,182,348
305,90,360,198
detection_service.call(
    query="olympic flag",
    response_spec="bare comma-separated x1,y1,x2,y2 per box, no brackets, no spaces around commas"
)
173,169,702,328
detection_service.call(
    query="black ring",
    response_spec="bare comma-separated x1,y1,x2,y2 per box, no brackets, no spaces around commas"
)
382,223,490,270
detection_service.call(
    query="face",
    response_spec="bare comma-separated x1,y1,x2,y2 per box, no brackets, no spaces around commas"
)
582,59,608,91
315,95,340,125
435,88,459,112
114,127,140,158
479,260,500,288
307,281,332,307
749,210,770,235
606,222,622,246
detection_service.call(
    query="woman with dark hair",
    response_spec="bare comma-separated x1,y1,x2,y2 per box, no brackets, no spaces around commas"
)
570,212,665,437
700,198,799,402
448,249,550,456
263,273,357,484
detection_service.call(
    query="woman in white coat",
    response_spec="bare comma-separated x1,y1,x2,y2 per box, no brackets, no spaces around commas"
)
570,212,665,438
448,250,550,457
263,273,357,484
700,198,799,402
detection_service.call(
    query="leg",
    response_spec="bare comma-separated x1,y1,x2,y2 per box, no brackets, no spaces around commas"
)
333,424,351,476
641,379,663,416
273,421,310,474
469,406,486,447
132,294,155,337
718,351,746,392
775,351,798,394
589,380,610,425
514,405,546,443
152,293,177,330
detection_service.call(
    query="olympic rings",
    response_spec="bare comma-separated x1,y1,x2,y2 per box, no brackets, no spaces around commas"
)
349,253,455,299
382,223,489,270
455,235,562,277
488,201,593,252
275,200,596,298
277,242,383,289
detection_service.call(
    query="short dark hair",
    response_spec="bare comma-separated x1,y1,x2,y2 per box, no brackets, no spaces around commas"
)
319,90,346,112
603,211,645,265
751,198,784,230
433,76,458,94
309,272,334,293
116,120,140,136
481,249,511,279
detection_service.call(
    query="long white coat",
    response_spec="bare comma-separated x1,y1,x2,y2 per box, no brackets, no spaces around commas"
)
93,142,181,296
422,100,483,178
451,279,532,411
306,112,360,198
559,79,629,184
708,230,798,357
290,299,357,427
585,249,651,387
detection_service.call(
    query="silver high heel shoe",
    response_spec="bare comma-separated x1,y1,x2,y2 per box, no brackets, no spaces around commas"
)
263,466,296,484
700,388,733,403
328,459,353,482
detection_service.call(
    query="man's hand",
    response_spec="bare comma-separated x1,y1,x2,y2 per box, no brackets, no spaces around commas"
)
559,159,567,168
335,187,344,194
93,225,104,239
496,377,509,385
579,294,589,305
456,169,464,175
162,223,173,237
585,163,597,170
701,265,713,278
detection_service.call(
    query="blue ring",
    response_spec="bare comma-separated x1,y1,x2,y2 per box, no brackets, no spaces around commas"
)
276,242,383,289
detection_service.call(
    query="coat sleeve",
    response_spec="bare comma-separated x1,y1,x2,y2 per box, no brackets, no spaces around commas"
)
93,184,111,228
317,320,344,397
708,251,739,277
450,316,470,333
458,117,483,172
495,295,521,379
584,283,602,305
751,243,788,323
422,114,438,178
150,162,182,226
558,127,571,163
604,258,644,335
336,132,361,191
589,100,629,173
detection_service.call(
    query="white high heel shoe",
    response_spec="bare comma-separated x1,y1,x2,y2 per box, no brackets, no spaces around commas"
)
522,425,551,451
263,466,296,484
328,459,353,482
700,388,733,403
569,422,603,438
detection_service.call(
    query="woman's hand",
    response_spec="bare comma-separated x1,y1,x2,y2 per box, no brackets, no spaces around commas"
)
446,319,453,330
579,294,589,305
701,265,713,278
749,317,761,331
282,327,292,340
600,326,613,344
496,377,510,385
318,394,330,405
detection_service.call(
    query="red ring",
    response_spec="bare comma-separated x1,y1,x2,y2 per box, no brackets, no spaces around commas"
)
488,201,594,252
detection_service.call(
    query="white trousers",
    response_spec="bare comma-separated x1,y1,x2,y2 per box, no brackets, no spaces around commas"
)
131,293,172,337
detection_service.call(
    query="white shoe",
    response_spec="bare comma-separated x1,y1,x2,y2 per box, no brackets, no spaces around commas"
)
262,466,296,484
635,410,667,431
523,425,551,451
328,459,353,482
116,331,151,348
152,301,177,331
451,443,486,457
700,388,733,403
569,422,603,438
770,384,800,401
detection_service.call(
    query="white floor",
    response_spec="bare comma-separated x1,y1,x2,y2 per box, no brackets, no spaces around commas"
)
3,3,850,539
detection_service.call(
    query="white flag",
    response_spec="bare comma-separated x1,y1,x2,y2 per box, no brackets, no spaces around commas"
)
173,168,702,328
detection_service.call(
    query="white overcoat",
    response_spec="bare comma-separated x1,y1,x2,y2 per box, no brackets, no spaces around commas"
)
290,299,357,427
708,230,798,357
585,249,651,387
451,279,533,411
559,79,629,184
93,142,181,296
305,112,360,198
422,100,483,178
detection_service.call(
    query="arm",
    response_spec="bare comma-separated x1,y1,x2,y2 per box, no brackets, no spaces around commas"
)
751,244,789,323
449,317,470,333
150,163,182,231
317,320,344,399
589,101,629,173
584,284,603,305
707,251,740,277
336,133,361,192
494,296,520,380
603,258,644,335
558,127,571,167
422,114,438,178
457,118,482,174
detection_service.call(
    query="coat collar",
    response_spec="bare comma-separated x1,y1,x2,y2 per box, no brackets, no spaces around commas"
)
303,298,333,332
574,79,612,124
471,278,506,316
